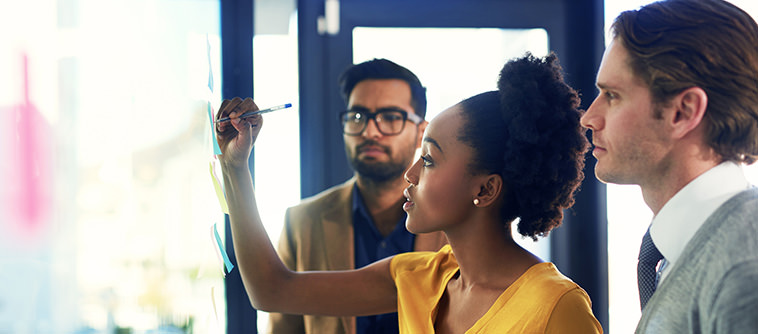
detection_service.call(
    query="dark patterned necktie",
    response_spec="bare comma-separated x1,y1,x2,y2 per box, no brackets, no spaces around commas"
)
638,228,663,310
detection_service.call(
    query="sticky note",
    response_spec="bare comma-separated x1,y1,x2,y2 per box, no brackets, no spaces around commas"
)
212,223,235,275
207,103,222,155
210,161,228,214
207,34,214,93
211,286,219,321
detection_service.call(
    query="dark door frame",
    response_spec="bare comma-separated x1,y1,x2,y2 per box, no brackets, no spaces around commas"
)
221,0,258,333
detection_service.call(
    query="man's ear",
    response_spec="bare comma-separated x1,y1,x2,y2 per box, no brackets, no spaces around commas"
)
473,174,503,207
415,120,428,149
668,86,708,139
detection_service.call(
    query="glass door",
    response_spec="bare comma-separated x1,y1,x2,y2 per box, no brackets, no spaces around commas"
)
352,26,551,259
295,0,607,330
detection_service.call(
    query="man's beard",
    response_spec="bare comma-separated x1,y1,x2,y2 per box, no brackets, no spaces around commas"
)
348,141,410,183
350,158,407,183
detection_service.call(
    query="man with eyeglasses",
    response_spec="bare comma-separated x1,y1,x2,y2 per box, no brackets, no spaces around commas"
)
267,59,447,334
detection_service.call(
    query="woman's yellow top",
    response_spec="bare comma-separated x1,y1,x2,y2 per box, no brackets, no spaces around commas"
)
390,245,602,333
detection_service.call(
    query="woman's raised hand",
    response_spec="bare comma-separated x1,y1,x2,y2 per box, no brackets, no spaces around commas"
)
215,97,262,167
212,98,398,317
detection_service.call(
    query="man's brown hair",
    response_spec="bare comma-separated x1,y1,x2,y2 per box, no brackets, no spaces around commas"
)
613,0,758,164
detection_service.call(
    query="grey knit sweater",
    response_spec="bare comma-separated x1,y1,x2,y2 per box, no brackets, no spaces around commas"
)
636,187,758,333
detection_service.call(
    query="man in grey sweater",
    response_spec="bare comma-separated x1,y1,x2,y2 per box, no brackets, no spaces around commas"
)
580,0,758,332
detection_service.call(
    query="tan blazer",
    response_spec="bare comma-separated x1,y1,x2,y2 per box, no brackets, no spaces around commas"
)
267,177,448,334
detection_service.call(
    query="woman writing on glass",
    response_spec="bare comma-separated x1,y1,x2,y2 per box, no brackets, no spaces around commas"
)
215,53,602,333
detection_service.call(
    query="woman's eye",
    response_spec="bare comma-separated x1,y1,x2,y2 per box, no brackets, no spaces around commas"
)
421,155,433,167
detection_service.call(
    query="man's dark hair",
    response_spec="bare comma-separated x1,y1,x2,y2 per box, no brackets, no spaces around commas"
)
613,0,758,164
338,58,427,119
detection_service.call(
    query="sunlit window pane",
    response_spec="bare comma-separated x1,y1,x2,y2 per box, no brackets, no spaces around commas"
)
252,9,301,332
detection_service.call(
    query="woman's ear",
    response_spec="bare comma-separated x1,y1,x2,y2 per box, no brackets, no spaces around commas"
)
473,174,503,207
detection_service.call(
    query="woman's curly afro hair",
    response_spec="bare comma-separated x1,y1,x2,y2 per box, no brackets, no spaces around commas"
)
458,52,589,239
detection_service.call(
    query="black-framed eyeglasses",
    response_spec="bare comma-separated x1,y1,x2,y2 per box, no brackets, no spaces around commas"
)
340,108,423,136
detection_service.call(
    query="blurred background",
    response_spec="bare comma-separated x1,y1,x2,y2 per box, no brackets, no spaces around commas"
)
1,0,756,333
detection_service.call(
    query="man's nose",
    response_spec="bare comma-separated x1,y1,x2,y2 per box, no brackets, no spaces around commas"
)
362,117,382,138
581,97,603,131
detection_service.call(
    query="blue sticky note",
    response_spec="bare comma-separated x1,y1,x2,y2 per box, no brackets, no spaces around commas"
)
208,103,222,155
207,35,214,92
213,223,235,274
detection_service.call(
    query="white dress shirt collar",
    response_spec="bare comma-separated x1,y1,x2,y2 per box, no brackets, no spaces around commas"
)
650,162,751,275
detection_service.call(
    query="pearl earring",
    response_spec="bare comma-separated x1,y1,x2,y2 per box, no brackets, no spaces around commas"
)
473,198,480,205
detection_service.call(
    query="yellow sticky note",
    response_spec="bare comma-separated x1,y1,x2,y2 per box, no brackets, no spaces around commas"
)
210,161,228,214
211,286,221,331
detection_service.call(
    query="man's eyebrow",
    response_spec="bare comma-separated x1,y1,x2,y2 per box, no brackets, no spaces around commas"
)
596,82,622,92
347,106,408,113
347,105,370,112
423,137,443,154
375,106,408,113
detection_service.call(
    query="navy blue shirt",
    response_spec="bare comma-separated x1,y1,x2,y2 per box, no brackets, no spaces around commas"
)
352,185,414,334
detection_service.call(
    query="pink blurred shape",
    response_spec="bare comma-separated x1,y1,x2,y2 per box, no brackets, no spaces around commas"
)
4,53,53,238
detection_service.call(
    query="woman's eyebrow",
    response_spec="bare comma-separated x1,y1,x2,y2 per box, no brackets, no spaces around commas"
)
423,137,443,154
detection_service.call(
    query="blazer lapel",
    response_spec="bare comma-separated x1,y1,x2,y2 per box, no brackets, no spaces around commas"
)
320,178,356,271
319,178,357,334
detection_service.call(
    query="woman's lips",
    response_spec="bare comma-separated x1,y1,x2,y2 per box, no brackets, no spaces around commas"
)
403,188,414,211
